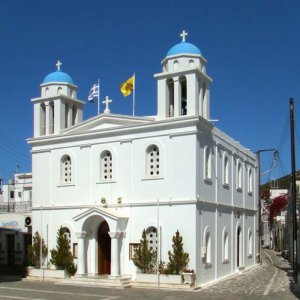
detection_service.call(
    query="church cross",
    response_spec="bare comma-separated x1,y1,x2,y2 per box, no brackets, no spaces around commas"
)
102,96,112,114
180,30,188,42
56,60,62,71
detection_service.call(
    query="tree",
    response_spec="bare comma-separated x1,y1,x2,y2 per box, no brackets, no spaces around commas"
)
27,231,48,268
50,227,77,275
268,195,288,228
133,229,157,273
167,230,189,274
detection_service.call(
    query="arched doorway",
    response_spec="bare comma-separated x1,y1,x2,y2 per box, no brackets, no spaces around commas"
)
98,221,111,274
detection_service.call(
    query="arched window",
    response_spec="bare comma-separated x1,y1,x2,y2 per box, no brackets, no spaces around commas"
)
57,87,62,95
101,151,112,180
205,231,211,263
65,103,69,128
204,147,212,180
189,59,195,67
223,155,229,185
173,60,179,70
248,230,253,256
223,230,229,261
45,87,49,97
167,78,174,117
248,168,253,194
237,161,242,189
72,105,77,125
62,227,71,250
180,76,187,115
61,155,72,184
147,145,160,177
146,226,158,252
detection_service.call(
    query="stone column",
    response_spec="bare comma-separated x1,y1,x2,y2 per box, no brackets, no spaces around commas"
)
108,232,122,278
45,101,50,135
75,231,87,276
173,77,181,117
89,231,97,275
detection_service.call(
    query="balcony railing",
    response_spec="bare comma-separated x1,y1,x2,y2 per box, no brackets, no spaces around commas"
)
0,200,32,213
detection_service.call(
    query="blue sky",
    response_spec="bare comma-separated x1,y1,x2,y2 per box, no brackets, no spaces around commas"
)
0,0,300,183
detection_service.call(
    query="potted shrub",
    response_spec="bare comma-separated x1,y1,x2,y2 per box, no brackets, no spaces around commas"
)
182,268,195,286
167,230,195,286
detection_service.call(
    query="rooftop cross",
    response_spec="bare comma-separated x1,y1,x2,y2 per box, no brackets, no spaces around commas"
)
102,96,112,114
180,30,188,42
56,60,62,71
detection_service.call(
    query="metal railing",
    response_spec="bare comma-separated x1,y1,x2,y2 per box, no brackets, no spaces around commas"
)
0,200,32,213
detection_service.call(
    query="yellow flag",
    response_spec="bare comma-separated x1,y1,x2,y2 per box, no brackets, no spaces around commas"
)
120,75,134,97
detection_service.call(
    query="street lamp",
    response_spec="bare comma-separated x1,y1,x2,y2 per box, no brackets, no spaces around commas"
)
256,148,277,265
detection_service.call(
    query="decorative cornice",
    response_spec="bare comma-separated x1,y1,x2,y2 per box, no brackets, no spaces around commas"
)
32,199,257,213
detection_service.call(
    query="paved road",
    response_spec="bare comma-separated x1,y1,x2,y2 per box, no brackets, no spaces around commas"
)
196,248,297,299
0,249,298,299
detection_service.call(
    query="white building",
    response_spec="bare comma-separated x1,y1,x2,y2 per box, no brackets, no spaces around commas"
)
27,32,258,286
0,173,32,266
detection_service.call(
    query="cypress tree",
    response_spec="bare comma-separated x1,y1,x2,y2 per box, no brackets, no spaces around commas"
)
133,229,157,273
27,231,48,268
167,230,189,274
50,227,76,275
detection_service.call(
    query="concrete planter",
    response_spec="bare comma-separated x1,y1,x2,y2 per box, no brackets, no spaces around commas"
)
182,272,195,286
136,273,182,284
27,267,69,279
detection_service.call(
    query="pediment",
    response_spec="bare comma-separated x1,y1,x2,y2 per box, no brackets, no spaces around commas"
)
73,206,128,222
63,113,154,134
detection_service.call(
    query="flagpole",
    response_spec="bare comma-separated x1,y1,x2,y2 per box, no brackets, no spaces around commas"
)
97,79,100,115
133,73,135,116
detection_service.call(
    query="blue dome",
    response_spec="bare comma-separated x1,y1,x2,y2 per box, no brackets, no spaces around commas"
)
167,42,201,57
43,70,74,84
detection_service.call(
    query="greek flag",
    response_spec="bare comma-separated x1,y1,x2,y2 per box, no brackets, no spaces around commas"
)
88,82,99,102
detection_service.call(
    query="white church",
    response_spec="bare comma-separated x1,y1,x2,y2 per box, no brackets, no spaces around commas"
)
27,31,258,287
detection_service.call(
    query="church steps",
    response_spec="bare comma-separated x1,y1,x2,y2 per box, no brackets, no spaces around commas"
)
59,275,132,288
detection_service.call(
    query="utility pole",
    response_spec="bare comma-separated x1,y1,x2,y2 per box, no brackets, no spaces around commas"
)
290,97,298,283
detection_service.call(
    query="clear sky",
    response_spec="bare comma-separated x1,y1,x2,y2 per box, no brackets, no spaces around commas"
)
1,0,300,183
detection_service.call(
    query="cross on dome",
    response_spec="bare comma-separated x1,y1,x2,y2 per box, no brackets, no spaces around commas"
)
56,60,62,71
180,30,188,42
102,96,112,114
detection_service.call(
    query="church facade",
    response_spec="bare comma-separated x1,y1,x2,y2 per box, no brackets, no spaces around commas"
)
27,32,258,287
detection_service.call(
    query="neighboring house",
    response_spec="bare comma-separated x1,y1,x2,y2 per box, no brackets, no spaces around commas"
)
27,32,258,287
0,173,32,267
269,189,288,251
261,171,300,260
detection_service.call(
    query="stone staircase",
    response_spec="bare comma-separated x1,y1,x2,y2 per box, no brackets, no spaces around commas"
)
60,275,132,288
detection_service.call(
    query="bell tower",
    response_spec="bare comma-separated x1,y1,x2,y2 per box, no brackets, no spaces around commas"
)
32,61,85,138
154,31,212,120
